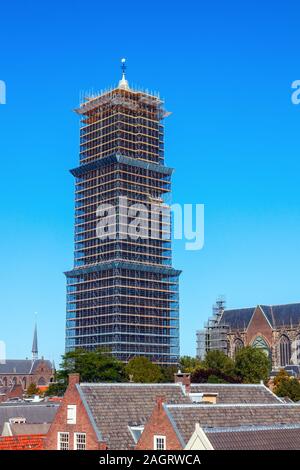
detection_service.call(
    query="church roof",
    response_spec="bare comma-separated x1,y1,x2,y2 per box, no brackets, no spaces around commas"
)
219,307,254,330
0,359,52,375
220,302,300,330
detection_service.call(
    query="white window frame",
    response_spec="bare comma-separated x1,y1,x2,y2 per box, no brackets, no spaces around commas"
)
57,432,69,450
128,425,144,444
67,404,77,424
154,435,166,450
74,432,86,450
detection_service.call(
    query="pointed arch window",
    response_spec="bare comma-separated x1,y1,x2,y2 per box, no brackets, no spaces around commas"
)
252,335,270,357
279,335,291,366
234,338,244,356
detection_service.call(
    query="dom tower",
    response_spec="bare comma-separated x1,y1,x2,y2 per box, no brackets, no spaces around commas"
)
65,61,181,365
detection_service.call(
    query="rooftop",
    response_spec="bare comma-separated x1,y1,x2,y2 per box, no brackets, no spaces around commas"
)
164,402,300,446
0,359,53,375
220,302,300,329
190,383,282,404
76,382,282,450
0,403,59,434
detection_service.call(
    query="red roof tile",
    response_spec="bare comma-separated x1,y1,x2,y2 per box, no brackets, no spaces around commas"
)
0,434,45,450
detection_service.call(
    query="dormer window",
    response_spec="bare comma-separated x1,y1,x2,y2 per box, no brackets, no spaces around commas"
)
128,425,144,444
9,417,26,424
190,393,203,403
189,392,218,404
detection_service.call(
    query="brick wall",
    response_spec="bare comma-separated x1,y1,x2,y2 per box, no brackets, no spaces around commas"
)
44,374,106,450
246,306,273,347
136,398,182,450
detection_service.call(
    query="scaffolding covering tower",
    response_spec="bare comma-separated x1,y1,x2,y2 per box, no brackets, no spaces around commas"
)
65,61,181,365
196,297,229,358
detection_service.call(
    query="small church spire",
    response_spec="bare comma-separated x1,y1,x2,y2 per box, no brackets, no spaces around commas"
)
118,58,129,90
32,318,38,361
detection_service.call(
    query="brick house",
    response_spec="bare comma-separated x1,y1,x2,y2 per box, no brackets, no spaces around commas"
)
44,372,287,450
45,374,107,450
0,383,23,403
136,399,300,450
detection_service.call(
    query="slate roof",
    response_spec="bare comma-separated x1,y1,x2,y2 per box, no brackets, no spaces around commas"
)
0,403,59,434
165,403,300,446
9,423,51,436
0,359,52,375
206,425,300,450
77,383,191,450
220,302,300,330
189,384,282,404
219,307,254,330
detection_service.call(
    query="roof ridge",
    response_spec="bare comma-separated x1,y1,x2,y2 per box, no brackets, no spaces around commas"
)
79,382,180,387
166,403,300,408
204,423,300,433
190,383,266,388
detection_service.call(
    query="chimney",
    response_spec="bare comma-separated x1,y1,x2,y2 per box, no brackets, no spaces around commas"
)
156,396,165,410
68,373,80,387
174,370,191,394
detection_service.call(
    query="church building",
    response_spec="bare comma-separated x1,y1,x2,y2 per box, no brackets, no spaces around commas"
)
0,325,54,391
197,302,300,369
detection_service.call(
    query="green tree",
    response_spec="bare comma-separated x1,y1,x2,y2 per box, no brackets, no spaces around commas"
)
58,348,125,383
234,346,271,383
207,374,226,384
273,369,300,402
180,356,203,373
159,365,178,383
125,357,162,383
203,350,235,375
191,367,240,384
45,382,67,397
273,368,290,387
274,377,300,402
27,383,39,396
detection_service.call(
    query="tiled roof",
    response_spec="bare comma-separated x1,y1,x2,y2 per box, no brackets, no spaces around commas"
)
0,359,52,375
78,383,191,450
189,384,282,404
0,434,45,450
206,425,300,450
9,423,51,435
0,403,59,434
165,403,300,445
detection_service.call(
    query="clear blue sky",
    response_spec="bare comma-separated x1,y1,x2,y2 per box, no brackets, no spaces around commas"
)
0,1,299,366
